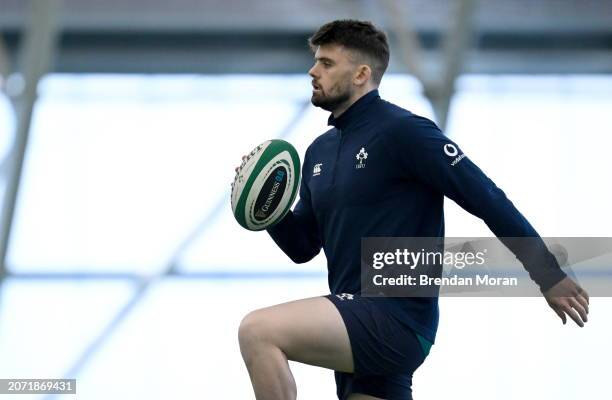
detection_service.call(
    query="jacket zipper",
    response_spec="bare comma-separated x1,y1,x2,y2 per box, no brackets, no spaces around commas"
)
332,130,344,185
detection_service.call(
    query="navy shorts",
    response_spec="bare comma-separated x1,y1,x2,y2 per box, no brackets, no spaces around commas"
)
326,294,430,400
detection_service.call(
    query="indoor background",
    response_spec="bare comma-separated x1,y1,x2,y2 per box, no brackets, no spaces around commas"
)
0,0,611,399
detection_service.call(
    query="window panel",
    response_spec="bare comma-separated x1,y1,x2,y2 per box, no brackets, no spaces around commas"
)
0,279,135,382
8,75,301,273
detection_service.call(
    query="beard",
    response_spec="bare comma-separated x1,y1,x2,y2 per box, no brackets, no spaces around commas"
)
311,80,353,112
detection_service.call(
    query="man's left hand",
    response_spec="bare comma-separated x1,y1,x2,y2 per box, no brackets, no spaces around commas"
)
543,277,589,327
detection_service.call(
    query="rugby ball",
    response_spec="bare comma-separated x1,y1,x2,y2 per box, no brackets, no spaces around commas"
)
231,139,301,231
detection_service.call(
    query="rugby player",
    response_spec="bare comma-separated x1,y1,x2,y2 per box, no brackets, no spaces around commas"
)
238,20,589,400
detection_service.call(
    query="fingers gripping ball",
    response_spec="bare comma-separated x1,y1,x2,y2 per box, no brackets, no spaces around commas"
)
231,140,301,231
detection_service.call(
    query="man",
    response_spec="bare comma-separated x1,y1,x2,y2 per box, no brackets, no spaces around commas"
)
238,20,589,400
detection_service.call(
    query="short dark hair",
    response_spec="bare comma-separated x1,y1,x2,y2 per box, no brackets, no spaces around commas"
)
309,19,390,85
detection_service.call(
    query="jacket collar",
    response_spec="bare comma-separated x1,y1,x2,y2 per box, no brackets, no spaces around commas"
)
327,89,379,131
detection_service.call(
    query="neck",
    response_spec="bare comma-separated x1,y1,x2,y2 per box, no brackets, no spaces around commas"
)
332,85,377,118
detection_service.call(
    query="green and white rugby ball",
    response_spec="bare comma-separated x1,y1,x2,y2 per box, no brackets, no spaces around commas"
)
231,139,301,231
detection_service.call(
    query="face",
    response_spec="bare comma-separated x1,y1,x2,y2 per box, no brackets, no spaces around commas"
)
308,44,357,112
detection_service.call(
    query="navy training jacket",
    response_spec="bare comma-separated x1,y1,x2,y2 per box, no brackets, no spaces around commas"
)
267,89,566,342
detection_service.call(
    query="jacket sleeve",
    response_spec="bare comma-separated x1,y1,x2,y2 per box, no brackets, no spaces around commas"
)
266,148,322,264
382,115,566,292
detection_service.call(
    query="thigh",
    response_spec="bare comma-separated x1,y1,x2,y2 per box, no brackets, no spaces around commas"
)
241,296,354,372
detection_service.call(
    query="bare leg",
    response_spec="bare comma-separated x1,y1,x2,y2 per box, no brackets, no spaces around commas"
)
238,296,353,400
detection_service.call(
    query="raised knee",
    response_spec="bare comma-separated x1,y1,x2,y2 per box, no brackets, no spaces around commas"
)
238,310,268,351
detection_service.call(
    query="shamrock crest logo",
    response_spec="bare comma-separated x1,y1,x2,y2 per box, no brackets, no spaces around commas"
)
355,147,368,169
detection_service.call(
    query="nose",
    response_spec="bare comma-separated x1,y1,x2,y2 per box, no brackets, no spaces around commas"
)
308,64,318,78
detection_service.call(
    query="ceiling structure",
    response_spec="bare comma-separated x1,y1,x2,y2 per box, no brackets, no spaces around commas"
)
0,0,611,75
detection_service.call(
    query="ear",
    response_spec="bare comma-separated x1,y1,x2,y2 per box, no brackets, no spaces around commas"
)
353,64,372,86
